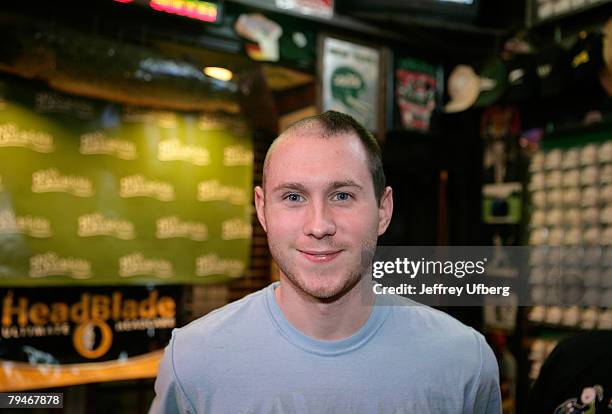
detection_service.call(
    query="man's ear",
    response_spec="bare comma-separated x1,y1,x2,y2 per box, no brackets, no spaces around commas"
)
377,186,393,236
254,186,267,232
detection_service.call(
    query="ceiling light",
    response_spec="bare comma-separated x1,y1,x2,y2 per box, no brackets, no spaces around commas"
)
204,67,233,81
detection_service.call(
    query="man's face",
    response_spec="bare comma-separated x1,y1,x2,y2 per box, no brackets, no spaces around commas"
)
254,130,393,301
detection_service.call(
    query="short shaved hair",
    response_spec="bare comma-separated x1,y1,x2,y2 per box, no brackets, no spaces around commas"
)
262,111,386,205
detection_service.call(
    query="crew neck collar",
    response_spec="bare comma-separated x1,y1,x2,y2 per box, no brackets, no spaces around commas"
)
264,282,391,356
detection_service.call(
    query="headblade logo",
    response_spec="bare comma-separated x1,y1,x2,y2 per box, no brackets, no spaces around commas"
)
73,320,113,359
1,290,176,360
331,67,364,108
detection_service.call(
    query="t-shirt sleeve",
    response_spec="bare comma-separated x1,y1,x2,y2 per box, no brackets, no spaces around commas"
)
469,331,502,414
149,330,195,414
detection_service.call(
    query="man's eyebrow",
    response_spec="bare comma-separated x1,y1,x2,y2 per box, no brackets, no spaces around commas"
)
328,180,363,191
271,182,308,193
271,180,363,193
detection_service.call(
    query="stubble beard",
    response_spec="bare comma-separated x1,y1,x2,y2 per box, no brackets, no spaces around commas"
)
269,237,378,303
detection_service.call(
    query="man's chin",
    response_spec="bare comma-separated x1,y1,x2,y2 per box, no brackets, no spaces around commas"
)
295,276,361,302
304,286,344,301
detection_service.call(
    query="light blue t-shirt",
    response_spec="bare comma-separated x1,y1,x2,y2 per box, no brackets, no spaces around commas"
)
150,282,501,413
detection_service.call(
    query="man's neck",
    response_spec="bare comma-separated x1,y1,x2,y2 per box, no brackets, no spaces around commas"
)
274,276,375,341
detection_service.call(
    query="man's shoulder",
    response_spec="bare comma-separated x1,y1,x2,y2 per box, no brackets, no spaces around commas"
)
382,295,497,387
173,285,270,349
386,295,487,357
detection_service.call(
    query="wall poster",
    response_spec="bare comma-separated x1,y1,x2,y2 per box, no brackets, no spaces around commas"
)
0,75,253,287
0,285,182,391
320,36,383,135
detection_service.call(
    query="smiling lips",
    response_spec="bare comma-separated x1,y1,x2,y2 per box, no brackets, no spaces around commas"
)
298,249,343,263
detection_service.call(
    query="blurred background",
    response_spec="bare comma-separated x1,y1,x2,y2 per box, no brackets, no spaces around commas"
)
0,0,611,412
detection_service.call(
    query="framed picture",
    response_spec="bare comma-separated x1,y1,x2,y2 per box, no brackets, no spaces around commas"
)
394,57,439,133
318,34,387,139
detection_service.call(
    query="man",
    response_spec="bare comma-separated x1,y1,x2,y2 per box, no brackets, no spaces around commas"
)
150,111,501,413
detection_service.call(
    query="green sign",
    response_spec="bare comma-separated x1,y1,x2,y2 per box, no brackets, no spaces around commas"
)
0,76,252,286
322,37,380,132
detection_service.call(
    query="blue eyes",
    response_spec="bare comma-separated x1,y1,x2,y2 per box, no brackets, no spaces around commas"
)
283,193,353,202
286,193,304,202
334,192,351,201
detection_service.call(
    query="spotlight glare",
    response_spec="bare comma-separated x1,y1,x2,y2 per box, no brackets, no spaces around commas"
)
204,67,233,81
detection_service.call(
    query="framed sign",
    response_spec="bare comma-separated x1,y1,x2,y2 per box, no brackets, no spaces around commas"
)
0,285,182,390
319,35,386,138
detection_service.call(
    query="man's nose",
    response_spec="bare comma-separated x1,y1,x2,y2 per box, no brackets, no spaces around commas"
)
302,200,336,239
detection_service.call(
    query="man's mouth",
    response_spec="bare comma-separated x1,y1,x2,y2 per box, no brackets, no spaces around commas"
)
298,249,343,263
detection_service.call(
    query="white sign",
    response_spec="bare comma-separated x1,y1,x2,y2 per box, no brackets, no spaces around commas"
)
322,37,380,132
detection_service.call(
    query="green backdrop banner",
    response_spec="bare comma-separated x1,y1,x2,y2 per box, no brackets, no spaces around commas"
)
0,76,252,286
